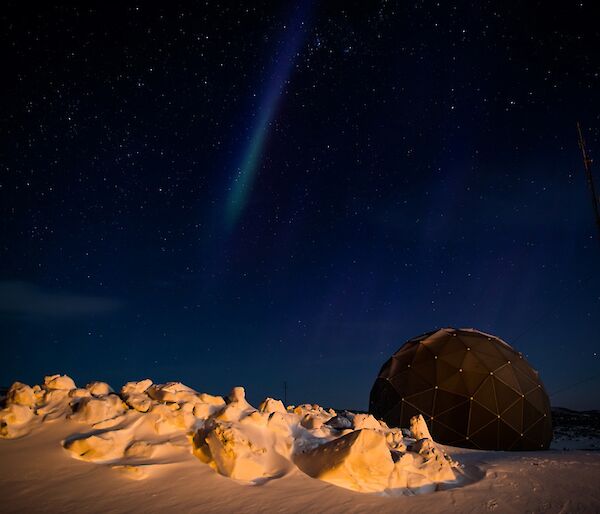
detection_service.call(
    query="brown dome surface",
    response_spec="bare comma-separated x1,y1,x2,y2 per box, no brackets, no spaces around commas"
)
369,328,552,450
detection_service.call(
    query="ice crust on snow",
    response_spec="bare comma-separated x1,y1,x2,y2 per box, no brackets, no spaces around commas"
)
0,375,463,494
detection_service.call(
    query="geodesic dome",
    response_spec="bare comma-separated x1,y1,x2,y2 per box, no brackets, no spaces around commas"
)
369,328,552,450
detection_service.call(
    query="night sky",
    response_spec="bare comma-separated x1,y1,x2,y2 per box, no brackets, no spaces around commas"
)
2,2,599,410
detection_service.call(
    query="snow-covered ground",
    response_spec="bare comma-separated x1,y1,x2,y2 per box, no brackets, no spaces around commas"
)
550,408,600,451
1,375,599,513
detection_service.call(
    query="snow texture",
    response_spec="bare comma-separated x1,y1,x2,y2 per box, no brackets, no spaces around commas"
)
0,375,462,494
2,375,599,513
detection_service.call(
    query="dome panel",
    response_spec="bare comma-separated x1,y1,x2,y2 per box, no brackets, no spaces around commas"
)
437,348,467,368
369,378,397,416
523,416,547,443
469,401,499,435
469,419,500,449
526,386,550,412
432,333,466,355
461,369,489,396
377,358,394,377
389,351,415,373
438,370,469,397
522,401,545,428
410,358,438,386
461,350,490,376
462,334,506,361
434,400,470,436
404,388,435,416
388,369,430,397
492,377,521,412
473,350,509,372
435,359,461,385
400,399,423,425
434,389,470,414
498,420,522,449
381,401,403,428
493,365,522,394
421,335,449,355
500,397,524,433
412,343,436,364
430,420,465,446
472,376,498,413
513,366,542,394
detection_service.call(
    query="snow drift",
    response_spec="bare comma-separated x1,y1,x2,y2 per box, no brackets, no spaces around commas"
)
0,374,467,494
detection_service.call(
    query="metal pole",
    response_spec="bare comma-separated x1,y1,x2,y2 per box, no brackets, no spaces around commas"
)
576,122,600,247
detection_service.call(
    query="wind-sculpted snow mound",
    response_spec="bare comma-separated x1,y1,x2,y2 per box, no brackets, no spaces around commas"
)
0,375,469,495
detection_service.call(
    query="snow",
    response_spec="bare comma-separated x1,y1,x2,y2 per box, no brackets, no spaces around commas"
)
259,397,287,414
86,381,114,396
6,382,37,407
410,412,433,440
294,429,395,492
69,394,128,425
1,374,600,513
44,374,76,390
0,403,35,438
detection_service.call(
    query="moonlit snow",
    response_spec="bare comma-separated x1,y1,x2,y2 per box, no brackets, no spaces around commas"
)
1,374,599,513
0,374,461,492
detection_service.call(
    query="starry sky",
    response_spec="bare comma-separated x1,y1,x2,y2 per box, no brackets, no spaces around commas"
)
2,1,599,410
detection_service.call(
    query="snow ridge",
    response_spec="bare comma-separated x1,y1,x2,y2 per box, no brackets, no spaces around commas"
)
0,375,465,494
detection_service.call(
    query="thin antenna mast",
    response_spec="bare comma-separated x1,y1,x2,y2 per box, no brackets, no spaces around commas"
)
576,122,600,246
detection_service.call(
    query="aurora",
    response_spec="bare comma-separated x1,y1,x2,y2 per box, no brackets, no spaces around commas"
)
225,5,311,230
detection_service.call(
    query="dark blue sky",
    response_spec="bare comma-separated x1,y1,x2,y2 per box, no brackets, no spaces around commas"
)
1,1,599,410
